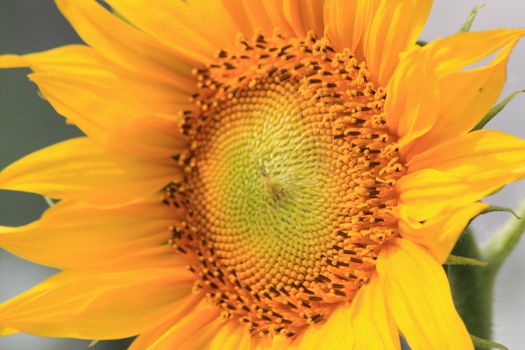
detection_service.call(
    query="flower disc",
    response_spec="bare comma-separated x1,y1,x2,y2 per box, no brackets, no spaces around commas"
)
165,32,405,338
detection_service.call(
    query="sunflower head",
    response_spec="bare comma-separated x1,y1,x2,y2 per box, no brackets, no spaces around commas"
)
0,1,524,350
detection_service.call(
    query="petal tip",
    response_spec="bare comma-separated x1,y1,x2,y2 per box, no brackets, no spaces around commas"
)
0,55,27,69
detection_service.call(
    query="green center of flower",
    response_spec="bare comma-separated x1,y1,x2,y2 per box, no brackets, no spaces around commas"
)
165,32,405,338
191,81,336,286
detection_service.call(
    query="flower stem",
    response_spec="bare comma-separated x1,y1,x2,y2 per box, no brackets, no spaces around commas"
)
448,229,494,340
448,198,525,346
481,199,525,272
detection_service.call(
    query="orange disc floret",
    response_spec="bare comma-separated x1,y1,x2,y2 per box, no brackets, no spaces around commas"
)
163,32,405,338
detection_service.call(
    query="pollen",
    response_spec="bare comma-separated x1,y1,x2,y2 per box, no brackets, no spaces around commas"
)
164,31,405,338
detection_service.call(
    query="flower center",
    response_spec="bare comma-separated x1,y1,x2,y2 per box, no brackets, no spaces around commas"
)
165,32,405,338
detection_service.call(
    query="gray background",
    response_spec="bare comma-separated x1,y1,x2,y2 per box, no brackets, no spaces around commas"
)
0,1,524,349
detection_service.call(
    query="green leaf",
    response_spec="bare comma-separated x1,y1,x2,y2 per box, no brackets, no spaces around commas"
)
416,40,427,47
473,90,524,130
445,254,488,267
482,205,520,219
460,4,486,33
472,335,508,350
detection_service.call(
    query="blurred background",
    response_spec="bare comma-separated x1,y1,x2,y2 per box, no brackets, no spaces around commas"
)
0,1,524,349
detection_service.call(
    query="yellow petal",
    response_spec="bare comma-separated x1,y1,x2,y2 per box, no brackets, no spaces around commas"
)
261,0,323,38
385,46,439,149
297,303,353,350
105,116,189,161
414,48,510,149
0,45,108,77
54,0,193,87
426,29,525,77
0,199,184,271
398,202,488,263
143,302,223,350
0,55,27,68
409,129,525,172
171,0,241,52
107,0,324,63
1,46,138,127
254,334,292,350
207,321,246,350
364,0,432,85
222,0,326,42
0,327,18,336
235,1,285,38
350,276,400,350
228,0,313,40
0,137,178,206
397,169,485,222
216,1,255,40
104,0,231,65
33,73,190,156
324,0,379,54
408,130,525,193
27,70,138,142
0,269,195,339
283,0,325,39
128,291,205,350
0,46,191,156
405,29,524,155
377,239,473,350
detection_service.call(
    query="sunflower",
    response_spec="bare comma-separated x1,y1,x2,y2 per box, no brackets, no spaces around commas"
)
0,1,524,349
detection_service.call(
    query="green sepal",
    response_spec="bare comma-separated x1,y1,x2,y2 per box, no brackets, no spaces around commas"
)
113,10,130,24
473,90,525,130
481,205,520,219
460,4,486,33
471,335,508,350
37,90,47,101
43,196,56,207
445,254,488,267
416,40,427,47
88,340,100,348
